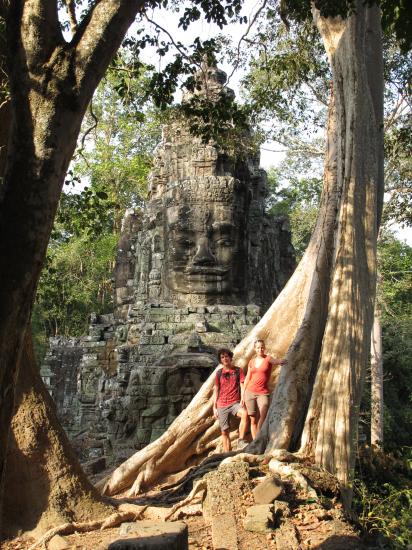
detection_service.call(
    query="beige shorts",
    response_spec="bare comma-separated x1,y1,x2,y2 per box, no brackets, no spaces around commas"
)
217,402,241,432
244,390,270,416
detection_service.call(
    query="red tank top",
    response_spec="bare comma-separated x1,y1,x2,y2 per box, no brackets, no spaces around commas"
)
246,355,272,394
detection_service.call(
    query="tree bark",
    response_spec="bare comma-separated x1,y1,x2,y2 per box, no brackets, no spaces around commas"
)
2,332,114,539
370,305,383,447
0,0,144,522
300,2,382,499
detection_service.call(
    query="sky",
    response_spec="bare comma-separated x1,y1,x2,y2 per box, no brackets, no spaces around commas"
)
67,2,412,245
133,3,412,246
133,0,288,170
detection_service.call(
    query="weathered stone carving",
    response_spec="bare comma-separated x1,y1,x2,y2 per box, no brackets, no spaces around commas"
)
41,65,295,463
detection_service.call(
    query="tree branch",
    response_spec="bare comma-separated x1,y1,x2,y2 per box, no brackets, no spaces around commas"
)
64,0,78,36
144,13,190,61
9,0,64,70
73,0,146,100
226,0,267,84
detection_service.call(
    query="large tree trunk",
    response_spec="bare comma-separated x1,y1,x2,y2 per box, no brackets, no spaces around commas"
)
2,332,114,539
103,1,383,500
0,0,144,522
370,306,383,447
299,3,381,498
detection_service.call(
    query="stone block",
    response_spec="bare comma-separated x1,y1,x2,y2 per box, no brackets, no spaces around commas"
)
48,534,69,550
246,304,261,316
141,403,167,418
168,334,190,345
275,520,300,549
138,345,166,355
134,428,151,444
151,307,177,315
143,506,172,520
108,520,188,550
83,456,106,475
150,428,166,442
274,500,291,524
253,475,283,504
216,305,238,314
83,335,102,342
243,504,274,533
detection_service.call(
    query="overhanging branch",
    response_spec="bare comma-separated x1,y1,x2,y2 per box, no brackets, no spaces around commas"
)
73,0,146,98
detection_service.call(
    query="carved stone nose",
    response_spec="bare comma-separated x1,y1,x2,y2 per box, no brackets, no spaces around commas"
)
192,237,216,265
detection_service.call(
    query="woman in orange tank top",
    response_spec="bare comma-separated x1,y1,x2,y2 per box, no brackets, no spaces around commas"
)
242,339,287,439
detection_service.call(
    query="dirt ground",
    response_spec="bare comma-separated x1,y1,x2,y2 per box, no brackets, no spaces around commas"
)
2,477,368,550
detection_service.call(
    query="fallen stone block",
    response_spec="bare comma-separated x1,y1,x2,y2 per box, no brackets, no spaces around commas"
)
108,520,188,550
274,500,291,525
275,520,300,550
83,456,106,475
243,504,274,533
253,475,283,504
211,512,238,550
143,506,172,520
47,534,69,550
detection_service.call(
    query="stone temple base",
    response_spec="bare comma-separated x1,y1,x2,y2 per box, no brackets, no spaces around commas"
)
41,302,262,463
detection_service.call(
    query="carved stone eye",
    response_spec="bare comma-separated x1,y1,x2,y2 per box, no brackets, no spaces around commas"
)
177,238,194,248
215,238,233,247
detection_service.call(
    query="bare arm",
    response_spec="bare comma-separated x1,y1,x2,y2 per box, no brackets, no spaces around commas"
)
241,365,251,405
269,355,288,366
213,381,218,418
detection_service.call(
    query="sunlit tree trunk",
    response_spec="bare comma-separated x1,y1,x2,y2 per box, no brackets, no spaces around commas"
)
3,332,113,539
370,305,383,447
0,0,144,534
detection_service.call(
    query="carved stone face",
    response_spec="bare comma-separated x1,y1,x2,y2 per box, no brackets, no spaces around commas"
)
164,197,247,298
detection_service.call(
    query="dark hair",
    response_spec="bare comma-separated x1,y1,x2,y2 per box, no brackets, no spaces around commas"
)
217,348,233,361
254,339,265,345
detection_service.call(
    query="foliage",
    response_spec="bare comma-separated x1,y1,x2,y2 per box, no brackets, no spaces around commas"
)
354,446,412,548
354,479,412,548
266,155,322,259
35,233,118,339
359,234,412,452
378,232,412,318
381,317,412,450
241,18,329,147
72,66,161,224
33,63,159,348
381,35,412,228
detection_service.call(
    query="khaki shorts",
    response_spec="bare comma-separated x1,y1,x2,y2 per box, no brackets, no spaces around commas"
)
217,402,241,432
244,390,270,416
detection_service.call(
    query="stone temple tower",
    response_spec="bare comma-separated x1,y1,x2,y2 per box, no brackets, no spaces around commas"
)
114,64,294,315
41,65,295,464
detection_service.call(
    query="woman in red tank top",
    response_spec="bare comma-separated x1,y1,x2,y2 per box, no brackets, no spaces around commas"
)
242,339,287,439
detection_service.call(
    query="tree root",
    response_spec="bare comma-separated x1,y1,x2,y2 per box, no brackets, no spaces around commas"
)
268,458,318,499
164,478,208,520
28,504,146,550
220,452,265,466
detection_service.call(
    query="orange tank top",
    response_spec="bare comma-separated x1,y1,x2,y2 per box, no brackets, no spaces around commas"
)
247,355,272,394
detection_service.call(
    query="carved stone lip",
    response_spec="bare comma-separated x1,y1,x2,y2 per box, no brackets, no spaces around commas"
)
185,267,228,276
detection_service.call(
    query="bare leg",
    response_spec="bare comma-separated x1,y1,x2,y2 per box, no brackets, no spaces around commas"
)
221,430,231,452
250,415,258,440
236,407,248,440
257,405,269,434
